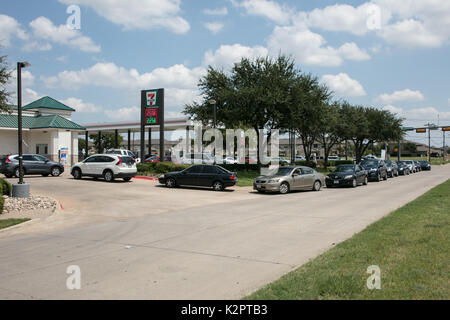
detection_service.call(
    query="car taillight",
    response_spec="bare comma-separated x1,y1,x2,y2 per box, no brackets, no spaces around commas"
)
230,174,236,180
5,156,11,163
116,157,123,166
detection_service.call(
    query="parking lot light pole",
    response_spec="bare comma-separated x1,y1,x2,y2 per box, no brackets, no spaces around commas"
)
12,62,31,198
209,99,217,165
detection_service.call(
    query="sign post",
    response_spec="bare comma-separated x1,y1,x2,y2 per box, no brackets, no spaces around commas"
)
141,89,164,162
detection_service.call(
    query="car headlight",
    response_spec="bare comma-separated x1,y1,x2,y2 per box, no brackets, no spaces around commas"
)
370,168,377,172
159,174,165,179
268,179,280,183
344,175,353,180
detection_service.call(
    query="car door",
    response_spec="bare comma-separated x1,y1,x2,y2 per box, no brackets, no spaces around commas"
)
81,156,98,175
291,168,304,190
22,155,39,173
198,165,217,187
178,165,202,186
301,168,315,189
33,155,50,173
355,165,364,183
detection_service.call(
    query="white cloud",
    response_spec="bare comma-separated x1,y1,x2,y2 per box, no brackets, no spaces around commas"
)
448,98,450,105
29,16,100,52
203,44,268,69
105,106,140,121
61,97,103,113
377,89,425,104
22,41,52,52
321,73,367,97
203,7,228,16
0,14,28,47
58,0,190,34
42,62,205,91
382,105,403,115
267,25,370,67
204,22,224,34
23,89,44,105
231,0,293,25
383,105,450,121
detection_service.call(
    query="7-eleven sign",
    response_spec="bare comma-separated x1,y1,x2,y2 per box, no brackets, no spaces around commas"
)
146,91,158,107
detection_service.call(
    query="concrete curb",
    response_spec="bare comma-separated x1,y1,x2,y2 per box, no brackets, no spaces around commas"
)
133,176,159,181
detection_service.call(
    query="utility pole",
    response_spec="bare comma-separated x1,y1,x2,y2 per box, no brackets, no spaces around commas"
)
397,139,401,162
444,130,446,162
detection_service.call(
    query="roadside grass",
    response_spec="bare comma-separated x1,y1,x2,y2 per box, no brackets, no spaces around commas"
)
0,219,30,230
246,179,450,300
237,171,259,187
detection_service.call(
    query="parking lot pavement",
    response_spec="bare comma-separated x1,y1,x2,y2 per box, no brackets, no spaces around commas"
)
0,165,449,299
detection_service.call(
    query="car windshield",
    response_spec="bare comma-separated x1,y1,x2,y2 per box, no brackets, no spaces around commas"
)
361,160,378,167
419,161,428,164
334,166,354,173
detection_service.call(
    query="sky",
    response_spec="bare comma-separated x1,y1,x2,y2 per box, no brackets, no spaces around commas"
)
1,0,449,147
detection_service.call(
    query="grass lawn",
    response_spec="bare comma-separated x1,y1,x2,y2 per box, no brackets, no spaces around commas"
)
0,219,30,230
236,171,259,187
246,179,450,300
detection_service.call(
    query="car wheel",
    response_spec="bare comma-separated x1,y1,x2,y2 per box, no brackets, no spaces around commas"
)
352,178,357,188
123,177,132,182
383,173,388,181
4,173,12,178
313,180,322,191
279,182,290,194
165,178,176,188
103,170,114,182
376,173,381,182
72,168,82,180
363,176,368,185
213,181,224,191
51,167,61,177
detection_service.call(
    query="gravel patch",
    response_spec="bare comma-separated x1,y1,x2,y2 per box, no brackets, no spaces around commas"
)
2,195,58,215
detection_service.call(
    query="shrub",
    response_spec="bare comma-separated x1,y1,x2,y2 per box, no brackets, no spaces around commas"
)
0,178,12,196
335,160,355,166
0,195,4,214
137,162,189,175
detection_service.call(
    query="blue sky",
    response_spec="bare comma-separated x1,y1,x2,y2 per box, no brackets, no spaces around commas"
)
1,0,449,146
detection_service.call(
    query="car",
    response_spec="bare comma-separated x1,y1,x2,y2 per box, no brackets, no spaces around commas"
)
326,164,368,188
144,155,172,163
419,160,431,171
253,166,325,194
385,160,399,178
106,149,141,163
397,161,410,175
295,156,306,161
71,154,137,182
360,159,388,182
403,160,417,173
414,160,422,172
362,155,378,160
223,156,237,164
158,165,237,191
1,154,64,178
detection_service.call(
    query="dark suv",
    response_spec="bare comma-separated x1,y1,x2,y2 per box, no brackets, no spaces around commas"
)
360,159,388,182
158,165,237,191
0,154,64,178
385,160,399,178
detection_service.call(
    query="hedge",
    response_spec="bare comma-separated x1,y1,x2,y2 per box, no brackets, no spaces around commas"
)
0,193,4,214
295,161,317,168
0,178,12,196
137,162,189,175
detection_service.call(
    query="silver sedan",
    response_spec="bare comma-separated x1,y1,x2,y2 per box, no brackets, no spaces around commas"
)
253,166,325,194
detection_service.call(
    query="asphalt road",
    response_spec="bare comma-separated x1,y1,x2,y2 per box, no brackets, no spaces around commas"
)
0,166,449,299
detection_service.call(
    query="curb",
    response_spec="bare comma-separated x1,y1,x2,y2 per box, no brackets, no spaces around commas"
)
133,176,159,181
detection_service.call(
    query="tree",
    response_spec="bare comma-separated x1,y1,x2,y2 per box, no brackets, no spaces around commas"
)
340,104,403,163
89,133,123,152
0,54,12,113
289,74,332,164
184,55,299,164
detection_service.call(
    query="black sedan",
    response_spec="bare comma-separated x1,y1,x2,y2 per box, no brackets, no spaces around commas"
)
419,160,431,171
326,164,368,188
385,160,399,178
158,165,238,191
397,162,410,175
360,159,388,182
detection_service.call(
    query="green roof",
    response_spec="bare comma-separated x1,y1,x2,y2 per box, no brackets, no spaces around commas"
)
22,96,76,112
0,114,84,130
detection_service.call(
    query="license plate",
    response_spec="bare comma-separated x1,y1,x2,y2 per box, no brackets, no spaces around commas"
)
334,180,339,184
256,185,261,188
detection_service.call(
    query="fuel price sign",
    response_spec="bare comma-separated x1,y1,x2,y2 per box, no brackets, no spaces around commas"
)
145,108,159,125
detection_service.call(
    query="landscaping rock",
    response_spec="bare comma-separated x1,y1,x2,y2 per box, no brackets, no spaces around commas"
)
2,195,58,215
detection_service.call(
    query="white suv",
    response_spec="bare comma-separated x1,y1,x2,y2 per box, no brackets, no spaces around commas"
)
71,154,137,182
106,149,141,163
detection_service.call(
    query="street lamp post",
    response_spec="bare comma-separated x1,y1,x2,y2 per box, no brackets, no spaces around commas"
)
209,99,217,164
12,61,31,198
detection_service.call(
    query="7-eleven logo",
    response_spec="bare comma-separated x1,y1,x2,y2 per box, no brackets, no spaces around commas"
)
146,91,157,106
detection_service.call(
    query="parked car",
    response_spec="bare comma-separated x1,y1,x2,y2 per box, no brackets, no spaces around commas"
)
326,164,368,188
419,160,431,171
385,160,399,178
223,156,237,164
106,149,141,163
295,156,306,161
71,154,137,182
403,160,417,173
362,155,378,160
360,159,388,182
158,165,237,191
414,160,422,172
1,154,64,178
327,156,341,161
253,166,325,194
144,155,172,163
397,161,410,175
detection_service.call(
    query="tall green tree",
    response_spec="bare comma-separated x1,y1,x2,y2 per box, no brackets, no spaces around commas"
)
89,133,123,152
0,54,12,113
